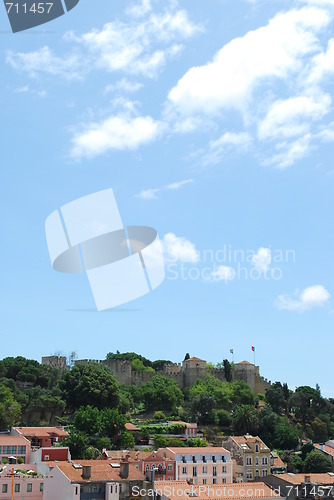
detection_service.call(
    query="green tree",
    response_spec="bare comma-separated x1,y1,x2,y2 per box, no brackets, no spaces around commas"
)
303,450,332,473
266,382,287,414
230,380,255,406
0,385,21,429
100,408,126,437
84,446,102,460
74,406,101,435
184,353,190,361
187,437,208,447
311,417,328,442
140,375,183,413
273,418,300,450
117,431,135,449
289,386,325,429
300,442,314,461
223,359,232,382
232,405,259,434
66,428,89,459
258,405,280,448
60,363,119,410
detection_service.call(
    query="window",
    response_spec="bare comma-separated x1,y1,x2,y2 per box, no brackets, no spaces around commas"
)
213,466,217,477
255,444,259,452
151,464,155,470
15,484,20,493
255,457,259,465
40,483,44,492
202,466,207,474
168,465,173,471
255,470,259,478
222,479,227,484
75,486,79,495
2,485,8,493
192,456,196,463
27,483,32,492
182,456,186,463
119,485,122,493
3,446,17,454
246,457,252,466
222,466,226,473
203,479,207,485
44,455,50,461
18,446,26,454
262,457,268,465
110,486,113,494
213,478,217,484
212,456,216,463
146,464,150,471
193,466,197,477
263,470,268,477
182,466,187,474
202,456,206,463
246,472,253,479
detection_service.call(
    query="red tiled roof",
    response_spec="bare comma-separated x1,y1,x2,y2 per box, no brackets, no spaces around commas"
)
14,427,69,438
57,460,146,482
0,436,30,445
314,444,334,458
232,435,269,449
155,481,278,500
125,423,141,432
273,473,334,485
183,357,206,363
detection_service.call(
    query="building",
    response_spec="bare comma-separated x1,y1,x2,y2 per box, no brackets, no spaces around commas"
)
314,443,334,471
221,435,271,482
102,450,175,481
263,473,334,500
42,355,67,370
157,447,233,485
153,480,281,500
0,435,31,464
270,452,287,474
0,463,44,499
30,446,71,475
11,427,69,448
44,460,151,500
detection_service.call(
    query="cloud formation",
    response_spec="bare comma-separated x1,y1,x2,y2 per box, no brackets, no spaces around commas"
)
275,284,330,311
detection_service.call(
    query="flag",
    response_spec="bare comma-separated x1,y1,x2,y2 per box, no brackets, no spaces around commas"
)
251,346,255,352
230,349,233,354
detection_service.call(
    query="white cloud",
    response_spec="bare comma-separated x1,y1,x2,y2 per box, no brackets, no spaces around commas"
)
104,79,143,94
137,179,194,200
263,134,312,168
203,132,252,165
275,284,330,311
166,179,194,190
211,265,236,282
7,6,201,81
6,46,83,80
258,94,331,140
162,233,199,263
308,38,334,82
251,247,271,273
71,113,162,159
168,7,330,115
137,188,160,200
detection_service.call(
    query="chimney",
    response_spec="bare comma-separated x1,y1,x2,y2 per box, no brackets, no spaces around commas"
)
120,461,129,479
82,466,91,480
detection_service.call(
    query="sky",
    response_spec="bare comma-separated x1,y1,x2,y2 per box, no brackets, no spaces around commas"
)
1,0,333,396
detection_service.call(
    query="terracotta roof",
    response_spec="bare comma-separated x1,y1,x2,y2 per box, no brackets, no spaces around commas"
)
14,427,69,438
314,444,334,458
125,423,141,432
0,436,30,445
154,481,279,500
163,446,229,455
272,456,286,468
232,435,269,450
237,361,253,365
273,473,334,485
183,357,206,363
57,460,146,483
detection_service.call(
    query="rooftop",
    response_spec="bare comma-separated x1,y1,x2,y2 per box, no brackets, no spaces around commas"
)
183,357,206,363
163,447,229,455
14,427,69,438
273,473,334,485
154,481,279,500
0,435,30,445
231,435,269,450
314,444,334,458
56,460,146,482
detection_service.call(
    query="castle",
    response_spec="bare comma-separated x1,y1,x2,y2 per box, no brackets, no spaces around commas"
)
42,355,270,395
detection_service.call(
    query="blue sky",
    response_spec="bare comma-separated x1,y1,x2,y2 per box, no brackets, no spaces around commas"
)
1,0,333,396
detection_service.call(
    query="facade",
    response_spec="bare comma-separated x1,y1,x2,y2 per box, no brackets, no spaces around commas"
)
0,464,44,499
221,435,271,482
154,480,280,500
11,427,69,448
44,460,151,500
157,447,233,485
0,435,31,464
